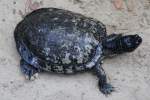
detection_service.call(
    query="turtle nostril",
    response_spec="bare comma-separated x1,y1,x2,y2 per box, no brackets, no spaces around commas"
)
138,37,142,43
136,37,142,44
134,34,142,44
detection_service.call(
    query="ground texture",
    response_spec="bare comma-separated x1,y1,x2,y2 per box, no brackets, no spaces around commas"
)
0,0,150,100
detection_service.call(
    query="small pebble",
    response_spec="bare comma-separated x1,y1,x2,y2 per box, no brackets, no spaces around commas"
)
2,19,5,22
10,81,14,84
13,9,16,14
13,1,16,5
116,71,120,74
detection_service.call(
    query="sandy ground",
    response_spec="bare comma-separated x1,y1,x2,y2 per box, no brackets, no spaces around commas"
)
0,0,150,100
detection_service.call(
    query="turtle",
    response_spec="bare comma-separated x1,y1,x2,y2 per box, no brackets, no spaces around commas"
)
14,8,142,95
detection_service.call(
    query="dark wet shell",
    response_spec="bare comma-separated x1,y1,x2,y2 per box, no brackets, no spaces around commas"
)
14,8,106,72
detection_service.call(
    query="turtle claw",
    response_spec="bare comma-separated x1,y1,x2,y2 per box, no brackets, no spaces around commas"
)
20,59,40,80
99,83,115,96
25,73,39,80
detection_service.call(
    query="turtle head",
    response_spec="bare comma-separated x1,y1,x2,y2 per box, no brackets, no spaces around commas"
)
102,34,142,57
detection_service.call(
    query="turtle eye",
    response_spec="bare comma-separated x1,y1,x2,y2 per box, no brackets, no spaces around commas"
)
124,38,132,47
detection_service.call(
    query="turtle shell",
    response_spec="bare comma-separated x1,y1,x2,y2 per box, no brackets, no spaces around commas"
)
14,8,107,73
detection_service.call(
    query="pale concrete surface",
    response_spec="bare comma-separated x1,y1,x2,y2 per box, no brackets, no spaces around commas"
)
0,0,150,100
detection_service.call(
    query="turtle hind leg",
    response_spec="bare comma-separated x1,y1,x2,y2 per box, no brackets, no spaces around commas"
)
93,63,114,95
20,59,41,80
16,40,43,68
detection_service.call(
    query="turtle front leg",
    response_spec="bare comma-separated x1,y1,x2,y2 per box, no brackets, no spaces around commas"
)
20,59,41,80
93,62,114,95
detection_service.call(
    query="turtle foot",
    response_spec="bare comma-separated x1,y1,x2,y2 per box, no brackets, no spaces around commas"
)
20,59,40,80
99,81,115,96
